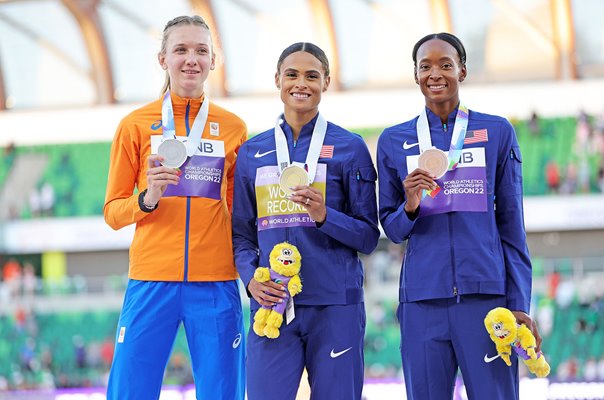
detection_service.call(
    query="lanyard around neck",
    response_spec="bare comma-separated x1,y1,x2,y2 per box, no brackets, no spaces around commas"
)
161,90,209,156
416,104,469,170
274,113,327,184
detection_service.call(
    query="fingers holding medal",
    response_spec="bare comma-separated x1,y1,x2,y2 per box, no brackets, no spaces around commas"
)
146,153,181,197
287,182,326,224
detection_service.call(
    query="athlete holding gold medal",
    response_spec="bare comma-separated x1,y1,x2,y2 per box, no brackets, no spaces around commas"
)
233,42,379,400
377,33,541,399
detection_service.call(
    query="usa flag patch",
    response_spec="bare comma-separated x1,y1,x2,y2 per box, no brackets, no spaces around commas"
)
320,145,334,158
464,129,488,144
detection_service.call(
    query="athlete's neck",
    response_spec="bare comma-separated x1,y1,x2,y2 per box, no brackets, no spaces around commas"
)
171,86,204,100
426,99,460,125
284,109,319,141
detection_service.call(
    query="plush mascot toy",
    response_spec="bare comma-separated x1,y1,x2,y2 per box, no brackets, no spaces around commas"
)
253,242,302,339
484,307,550,378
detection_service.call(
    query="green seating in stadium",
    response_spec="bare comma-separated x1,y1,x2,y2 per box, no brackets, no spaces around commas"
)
2,114,603,219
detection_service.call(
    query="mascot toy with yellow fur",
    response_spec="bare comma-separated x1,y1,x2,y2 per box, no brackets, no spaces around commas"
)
484,307,550,378
253,242,302,339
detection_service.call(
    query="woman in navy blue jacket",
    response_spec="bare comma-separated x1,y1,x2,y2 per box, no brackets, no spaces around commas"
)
377,33,542,399
232,43,379,400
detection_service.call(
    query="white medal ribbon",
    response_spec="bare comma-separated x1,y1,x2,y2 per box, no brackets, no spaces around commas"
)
161,90,209,157
416,104,469,156
274,113,327,184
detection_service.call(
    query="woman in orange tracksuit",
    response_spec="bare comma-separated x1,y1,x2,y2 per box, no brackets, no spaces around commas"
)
104,15,246,400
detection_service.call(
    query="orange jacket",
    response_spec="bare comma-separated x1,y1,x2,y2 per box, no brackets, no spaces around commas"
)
104,93,247,281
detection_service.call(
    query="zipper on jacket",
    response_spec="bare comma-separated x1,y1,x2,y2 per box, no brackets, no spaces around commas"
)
448,213,458,302
183,100,192,281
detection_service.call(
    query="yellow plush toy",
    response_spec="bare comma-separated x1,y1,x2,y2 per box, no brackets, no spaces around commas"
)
253,242,302,339
484,307,550,378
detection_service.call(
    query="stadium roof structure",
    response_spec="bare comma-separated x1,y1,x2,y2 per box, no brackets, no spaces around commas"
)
0,0,604,145
0,0,602,109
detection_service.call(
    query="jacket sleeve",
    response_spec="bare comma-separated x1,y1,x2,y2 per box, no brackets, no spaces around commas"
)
226,122,248,214
494,119,532,313
232,144,259,289
377,130,417,244
103,118,151,230
318,138,379,254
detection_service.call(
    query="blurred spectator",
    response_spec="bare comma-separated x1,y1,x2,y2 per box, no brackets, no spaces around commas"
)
39,182,55,217
555,280,575,309
100,337,114,367
29,182,55,218
20,337,37,372
575,110,591,155
2,258,22,298
545,160,561,194
86,341,102,369
583,357,598,381
528,111,541,136
165,351,193,386
536,297,554,337
557,356,578,381
3,142,16,168
73,335,87,370
577,158,590,193
598,163,604,193
29,189,41,218
560,162,578,194
597,355,604,381
548,271,561,299
40,345,53,371
22,262,37,298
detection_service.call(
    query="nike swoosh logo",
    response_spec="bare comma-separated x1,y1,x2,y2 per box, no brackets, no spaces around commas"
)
330,347,352,358
403,140,419,150
484,353,500,363
254,149,276,158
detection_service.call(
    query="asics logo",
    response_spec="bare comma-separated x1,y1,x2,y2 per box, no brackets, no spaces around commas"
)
330,347,352,358
403,140,419,150
484,353,500,363
151,120,162,130
232,333,242,349
254,149,277,158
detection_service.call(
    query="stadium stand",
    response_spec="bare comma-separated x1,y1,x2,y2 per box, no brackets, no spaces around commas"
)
1,115,602,221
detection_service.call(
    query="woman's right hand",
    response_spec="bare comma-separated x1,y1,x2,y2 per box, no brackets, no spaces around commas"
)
247,278,286,308
144,154,181,206
403,168,437,213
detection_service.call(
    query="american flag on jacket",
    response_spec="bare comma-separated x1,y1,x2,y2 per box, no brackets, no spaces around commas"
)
319,145,334,158
464,129,488,144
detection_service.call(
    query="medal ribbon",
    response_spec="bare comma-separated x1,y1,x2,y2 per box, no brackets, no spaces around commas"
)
274,113,327,184
416,104,469,199
416,103,469,169
161,90,209,156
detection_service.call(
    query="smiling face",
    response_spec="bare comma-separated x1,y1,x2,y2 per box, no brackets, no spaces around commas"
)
414,38,466,115
158,24,215,98
275,51,330,122
269,242,302,277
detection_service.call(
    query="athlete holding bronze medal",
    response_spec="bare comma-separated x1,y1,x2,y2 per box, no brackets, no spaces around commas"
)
377,33,541,399
233,43,379,400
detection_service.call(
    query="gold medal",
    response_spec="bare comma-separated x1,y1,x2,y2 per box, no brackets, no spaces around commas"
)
279,165,309,195
418,148,448,178
158,138,187,168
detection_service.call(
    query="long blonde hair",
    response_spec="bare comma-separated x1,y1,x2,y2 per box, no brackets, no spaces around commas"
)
159,15,212,95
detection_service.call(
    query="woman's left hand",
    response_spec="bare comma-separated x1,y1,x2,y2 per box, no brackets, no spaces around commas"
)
289,185,326,224
512,310,543,353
